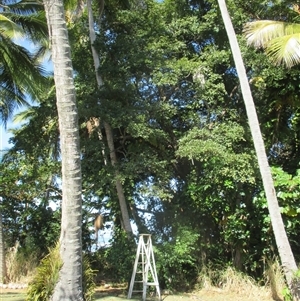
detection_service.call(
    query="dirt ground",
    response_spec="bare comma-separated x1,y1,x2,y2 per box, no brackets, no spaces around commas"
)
94,286,278,301
0,286,280,301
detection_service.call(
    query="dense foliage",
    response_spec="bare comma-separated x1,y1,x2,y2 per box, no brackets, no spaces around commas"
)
1,0,300,292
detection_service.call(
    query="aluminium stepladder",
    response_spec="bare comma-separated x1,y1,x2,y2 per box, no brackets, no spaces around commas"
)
128,234,161,300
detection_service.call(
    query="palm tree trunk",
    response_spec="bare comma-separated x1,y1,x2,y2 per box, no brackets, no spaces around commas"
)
217,0,299,295
43,0,83,300
87,0,132,235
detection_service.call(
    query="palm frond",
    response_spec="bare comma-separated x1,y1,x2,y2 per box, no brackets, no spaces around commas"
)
3,0,44,15
0,37,47,121
0,0,49,124
0,14,24,39
0,87,27,125
244,20,300,67
267,34,300,67
5,11,48,42
13,106,36,123
244,21,300,48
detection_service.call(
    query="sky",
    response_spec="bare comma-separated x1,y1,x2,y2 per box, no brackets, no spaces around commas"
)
0,118,18,156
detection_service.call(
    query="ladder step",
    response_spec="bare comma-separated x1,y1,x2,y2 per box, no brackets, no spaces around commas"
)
132,290,144,293
134,281,158,285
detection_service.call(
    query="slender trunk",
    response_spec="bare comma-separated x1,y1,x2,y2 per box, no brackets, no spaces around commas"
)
217,0,298,295
87,0,132,235
0,213,6,284
103,121,133,234
43,0,83,300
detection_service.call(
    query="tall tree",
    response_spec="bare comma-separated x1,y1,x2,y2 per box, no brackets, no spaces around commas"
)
43,0,83,299
217,0,299,297
86,0,132,235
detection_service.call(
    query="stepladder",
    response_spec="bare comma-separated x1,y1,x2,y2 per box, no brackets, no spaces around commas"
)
128,234,161,300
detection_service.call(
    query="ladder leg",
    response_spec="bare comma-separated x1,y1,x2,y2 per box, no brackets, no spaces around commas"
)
127,237,142,299
142,282,147,301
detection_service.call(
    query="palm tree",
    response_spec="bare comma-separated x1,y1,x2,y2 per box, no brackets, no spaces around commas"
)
243,6,300,68
0,0,48,123
217,0,299,298
43,0,83,299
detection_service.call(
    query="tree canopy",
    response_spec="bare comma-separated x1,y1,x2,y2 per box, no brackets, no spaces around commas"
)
2,0,300,294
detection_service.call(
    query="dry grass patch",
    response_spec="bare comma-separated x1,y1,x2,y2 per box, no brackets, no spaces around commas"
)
6,247,38,284
196,265,285,301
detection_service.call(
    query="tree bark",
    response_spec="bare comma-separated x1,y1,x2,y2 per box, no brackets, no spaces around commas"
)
87,0,133,235
43,0,83,300
217,0,299,297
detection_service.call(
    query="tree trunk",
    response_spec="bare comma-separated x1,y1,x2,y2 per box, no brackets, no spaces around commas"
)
87,0,133,235
217,0,299,297
0,213,6,284
43,0,83,300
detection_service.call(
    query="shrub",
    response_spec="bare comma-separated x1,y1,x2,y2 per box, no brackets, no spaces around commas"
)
83,255,97,301
26,243,97,301
26,243,62,301
102,229,135,283
155,227,200,291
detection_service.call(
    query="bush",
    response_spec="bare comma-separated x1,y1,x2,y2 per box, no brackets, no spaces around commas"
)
101,229,135,283
26,243,96,301
155,227,200,291
26,243,62,301
83,255,97,301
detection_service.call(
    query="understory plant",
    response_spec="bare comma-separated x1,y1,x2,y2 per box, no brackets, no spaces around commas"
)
26,243,62,301
156,227,200,291
26,242,96,301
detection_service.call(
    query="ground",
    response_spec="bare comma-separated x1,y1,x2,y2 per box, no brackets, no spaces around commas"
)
0,286,280,301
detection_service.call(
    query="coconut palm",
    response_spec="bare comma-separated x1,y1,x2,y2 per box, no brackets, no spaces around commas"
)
244,7,300,68
218,0,300,299
43,0,83,299
0,0,48,123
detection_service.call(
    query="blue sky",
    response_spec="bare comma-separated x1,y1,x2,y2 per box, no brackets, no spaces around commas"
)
1,121,15,150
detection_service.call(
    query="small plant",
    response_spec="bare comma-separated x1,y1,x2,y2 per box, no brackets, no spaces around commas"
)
26,242,97,301
83,255,97,301
288,268,300,301
264,257,285,301
282,286,292,301
26,243,62,301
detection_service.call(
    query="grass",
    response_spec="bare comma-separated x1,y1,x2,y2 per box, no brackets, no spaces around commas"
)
0,261,286,301
0,293,26,301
